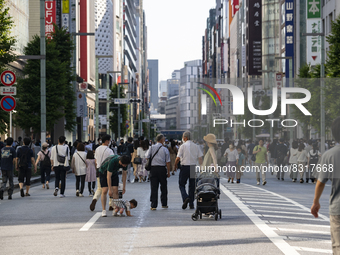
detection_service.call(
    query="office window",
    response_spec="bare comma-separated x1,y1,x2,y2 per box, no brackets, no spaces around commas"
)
99,102,106,115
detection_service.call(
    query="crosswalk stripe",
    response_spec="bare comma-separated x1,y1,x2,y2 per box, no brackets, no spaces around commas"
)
79,212,101,231
248,205,306,211
265,221,330,228
220,184,300,255
239,197,293,203
292,246,332,254
255,209,312,216
271,227,330,235
259,214,325,221
244,201,297,207
284,236,331,243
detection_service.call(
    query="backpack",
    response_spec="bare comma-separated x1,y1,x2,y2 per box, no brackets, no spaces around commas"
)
41,150,51,168
120,143,131,157
309,151,319,164
276,146,286,161
18,147,30,168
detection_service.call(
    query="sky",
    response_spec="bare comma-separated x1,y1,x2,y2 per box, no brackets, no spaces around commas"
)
143,0,216,82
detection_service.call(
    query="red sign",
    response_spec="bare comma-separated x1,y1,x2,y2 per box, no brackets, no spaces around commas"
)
276,73,283,89
1,96,16,112
45,1,56,38
232,0,239,16
0,71,16,86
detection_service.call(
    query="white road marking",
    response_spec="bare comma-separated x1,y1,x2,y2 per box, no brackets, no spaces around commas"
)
248,205,306,211
243,183,330,221
292,246,332,254
284,236,331,244
79,212,101,231
255,209,312,216
265,221,330,228
271,227,330,235
260,214,324,221
239,197,293,203
245,201,297,207
220,184,300,255
123,200,148,255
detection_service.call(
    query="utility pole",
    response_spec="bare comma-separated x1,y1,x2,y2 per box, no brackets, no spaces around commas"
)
40,0,46,143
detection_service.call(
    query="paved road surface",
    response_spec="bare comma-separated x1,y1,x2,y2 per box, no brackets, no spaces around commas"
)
0,170,332,255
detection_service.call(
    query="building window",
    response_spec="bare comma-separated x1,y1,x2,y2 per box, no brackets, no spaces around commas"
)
99,102,106,115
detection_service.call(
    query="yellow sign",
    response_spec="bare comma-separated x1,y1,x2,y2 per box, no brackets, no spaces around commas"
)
62,0,69,13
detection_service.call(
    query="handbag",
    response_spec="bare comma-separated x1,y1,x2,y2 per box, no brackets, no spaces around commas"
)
251,146,257,162
145,146,162,171
56,146,70,171
133,156,142,165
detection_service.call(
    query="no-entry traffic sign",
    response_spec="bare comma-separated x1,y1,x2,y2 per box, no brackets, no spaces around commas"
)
1,96,16,112
0,71,16,86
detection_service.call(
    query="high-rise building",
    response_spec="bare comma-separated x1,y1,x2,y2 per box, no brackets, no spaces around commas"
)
147,59,159,111
167,70,180,98
179,60,202,130
159,80,167,98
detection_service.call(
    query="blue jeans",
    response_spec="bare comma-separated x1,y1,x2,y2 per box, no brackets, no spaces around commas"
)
179,165,195,207
1,170,14,196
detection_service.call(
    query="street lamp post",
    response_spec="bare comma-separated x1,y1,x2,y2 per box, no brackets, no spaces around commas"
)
95,55,113,140
275,56,293,145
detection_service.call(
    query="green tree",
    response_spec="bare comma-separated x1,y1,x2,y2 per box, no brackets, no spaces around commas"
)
109,84,128,138
16,26,76,134
0,0,16,133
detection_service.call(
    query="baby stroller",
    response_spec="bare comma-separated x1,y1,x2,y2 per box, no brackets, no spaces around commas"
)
191,172,221,221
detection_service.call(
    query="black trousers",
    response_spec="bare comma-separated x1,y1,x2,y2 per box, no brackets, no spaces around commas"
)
88,182,96,192
150,166,168,208
55,166,67,195
179,165,195,207
40,166,51,184
76,175,86,194
1,170,14,196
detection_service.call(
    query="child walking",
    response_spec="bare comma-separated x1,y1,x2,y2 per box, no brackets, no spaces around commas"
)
85,151,96,196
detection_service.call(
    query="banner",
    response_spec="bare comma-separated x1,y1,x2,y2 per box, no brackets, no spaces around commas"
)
247,0,262,76
45,0,56,38
62,0,70,32
77,92,87,117
285,0,294,79
306,0,322,65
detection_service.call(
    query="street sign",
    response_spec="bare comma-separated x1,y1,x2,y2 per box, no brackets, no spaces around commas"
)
0,87,16,96
114,98,129,104
79,82,88,90
1,71,16,86
1,96,16,112
276,73,283,89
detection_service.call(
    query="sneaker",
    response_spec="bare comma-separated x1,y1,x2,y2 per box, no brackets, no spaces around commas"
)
102,210,107,217
292,179,296,182
8,195,12,200
60,194,65,198
90,199,97,211
53,188,58,197
182,197,190,210
150,207,156,211
277,177,280,180
20,189,25,197
262,181,267,186
109,206,114,211
189,206,195,209
76,190,80,197
0,190,3,200
25,193,30,196
117,212,121,216
300,179,304,183
257,182,260,185
79,193,84,197
162,206,168,209
113,211,118,216
281,178,284,181
306,179,309,183
46,183,49,189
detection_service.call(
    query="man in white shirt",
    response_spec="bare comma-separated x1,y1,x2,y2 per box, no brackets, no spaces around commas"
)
51,136,70,198
90,135,114,214
174,131,203,210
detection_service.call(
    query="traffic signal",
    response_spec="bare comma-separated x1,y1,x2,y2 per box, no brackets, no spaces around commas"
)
129,98,141,103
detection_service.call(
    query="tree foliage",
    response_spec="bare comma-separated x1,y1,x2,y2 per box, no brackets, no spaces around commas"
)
0,0,16,134
109,84,128,138
16,26,76,134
